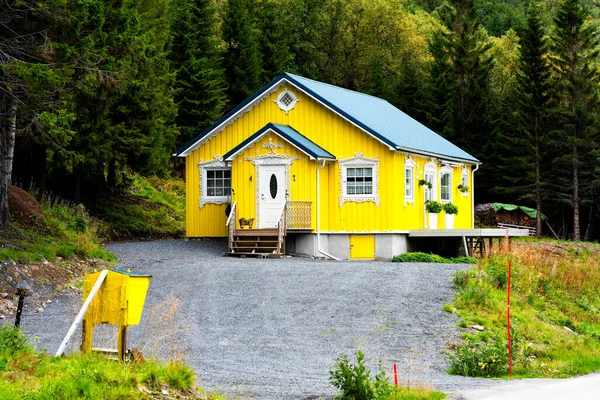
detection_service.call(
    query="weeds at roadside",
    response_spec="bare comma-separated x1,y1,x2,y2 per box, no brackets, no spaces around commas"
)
448,241,600,378
329,350,445,399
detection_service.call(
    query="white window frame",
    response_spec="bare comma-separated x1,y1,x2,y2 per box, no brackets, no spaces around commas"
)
199,157,231,208
339,153,380,207
275,88,298,114
424,161,436,202
461,167,469,197
404,158,416,203
440,165,453,203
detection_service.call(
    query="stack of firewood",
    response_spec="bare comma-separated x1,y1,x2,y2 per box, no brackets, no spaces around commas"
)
475,203,536,227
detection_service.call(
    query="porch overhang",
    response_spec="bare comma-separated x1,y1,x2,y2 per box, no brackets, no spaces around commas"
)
222,123,336,162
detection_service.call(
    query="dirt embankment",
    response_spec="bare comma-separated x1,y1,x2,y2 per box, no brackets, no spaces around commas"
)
0,258,110,320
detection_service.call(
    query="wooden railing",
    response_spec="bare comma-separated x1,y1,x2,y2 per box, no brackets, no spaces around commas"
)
226,202,236,253
497,223,536,236
286,200,312,230
277,203,287,254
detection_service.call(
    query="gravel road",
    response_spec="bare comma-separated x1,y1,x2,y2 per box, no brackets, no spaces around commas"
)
21,239,504,399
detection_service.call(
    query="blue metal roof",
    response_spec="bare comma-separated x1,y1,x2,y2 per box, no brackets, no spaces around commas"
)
175,73,479,163
223,123,335,161
284,73,478,163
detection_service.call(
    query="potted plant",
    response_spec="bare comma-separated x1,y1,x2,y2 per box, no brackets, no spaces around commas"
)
457,184,469,194
419,179,433,189
425,200,442,229
238,217,255,229
442,203,458,229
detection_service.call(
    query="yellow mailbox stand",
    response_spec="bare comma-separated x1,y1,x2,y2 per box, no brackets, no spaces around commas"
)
81,270,151,360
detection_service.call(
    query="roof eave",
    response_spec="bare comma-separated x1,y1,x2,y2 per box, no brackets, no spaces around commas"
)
395,146,480,164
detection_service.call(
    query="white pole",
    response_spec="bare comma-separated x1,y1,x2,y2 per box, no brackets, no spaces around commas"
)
55,269,109,357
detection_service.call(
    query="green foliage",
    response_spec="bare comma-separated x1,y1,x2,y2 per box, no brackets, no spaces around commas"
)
95,172,185,240
329,351,445,400
425,200,442,214
449,337,509,377
450,242,600,378
0,324,212,399
0,193,115,263
442,203,458,215
393,252,477,264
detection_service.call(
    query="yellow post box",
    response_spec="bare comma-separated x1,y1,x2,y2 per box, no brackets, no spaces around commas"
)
81,270,151,360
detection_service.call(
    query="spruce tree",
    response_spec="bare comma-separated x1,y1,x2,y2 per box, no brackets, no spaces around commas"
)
222,0,263,106
506,5,552,237
256,0,294,82
170,0,226,145
549,0,600,240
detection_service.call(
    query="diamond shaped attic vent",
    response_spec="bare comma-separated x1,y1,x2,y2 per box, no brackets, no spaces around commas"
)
275,89,298,114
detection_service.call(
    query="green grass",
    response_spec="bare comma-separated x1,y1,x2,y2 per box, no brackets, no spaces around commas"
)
95,173,185,240
0,324,224,400
0,198,115,264
393,252,477,264
448,241,600,378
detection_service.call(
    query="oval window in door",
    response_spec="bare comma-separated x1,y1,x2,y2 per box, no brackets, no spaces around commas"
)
269,174,278,199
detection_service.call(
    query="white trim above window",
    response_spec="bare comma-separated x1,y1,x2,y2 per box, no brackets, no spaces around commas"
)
275,88,298,114
424,161,436,202
199,157,231,208
440,165,453,203
461,167,469,197
339,153,380,207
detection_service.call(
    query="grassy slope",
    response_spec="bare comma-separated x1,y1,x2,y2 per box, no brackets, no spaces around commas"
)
0,325,223,400
0,198,114,263
95,174,185,240
448,239,600,378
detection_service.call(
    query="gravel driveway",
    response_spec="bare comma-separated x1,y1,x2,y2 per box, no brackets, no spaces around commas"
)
21,239,502,399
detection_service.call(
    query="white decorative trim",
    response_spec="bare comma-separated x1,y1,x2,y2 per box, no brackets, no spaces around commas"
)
423,160,437,202
198,156,230,209
404,157,417,205
274,88,298,114
440,165,453,203
461,167,469,197
338,152,380,207
246,154,296,227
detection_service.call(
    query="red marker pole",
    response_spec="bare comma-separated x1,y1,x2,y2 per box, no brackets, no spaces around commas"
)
394,363,398,387
507,260,513,376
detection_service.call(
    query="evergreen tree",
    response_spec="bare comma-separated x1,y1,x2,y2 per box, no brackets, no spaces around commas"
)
222,0,263,106
256,0,294,82
512,5,552,237
549,0,600,240
170,0,226,145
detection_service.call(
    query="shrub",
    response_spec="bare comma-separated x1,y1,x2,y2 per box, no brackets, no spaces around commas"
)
329,351,391,400
442,203,458,215
448,337,508,377
425,200,442,214
393,252,477,264
0,325,29,356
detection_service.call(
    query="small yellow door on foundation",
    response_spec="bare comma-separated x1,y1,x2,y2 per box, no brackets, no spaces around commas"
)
349,235,375,260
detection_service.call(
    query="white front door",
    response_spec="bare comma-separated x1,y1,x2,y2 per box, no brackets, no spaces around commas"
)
259,165,286,228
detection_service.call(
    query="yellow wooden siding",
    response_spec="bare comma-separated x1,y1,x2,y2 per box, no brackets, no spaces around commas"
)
185,85,474,237
349,235,375,259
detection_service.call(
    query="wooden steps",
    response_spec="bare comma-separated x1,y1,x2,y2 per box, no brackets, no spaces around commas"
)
227,229,285,258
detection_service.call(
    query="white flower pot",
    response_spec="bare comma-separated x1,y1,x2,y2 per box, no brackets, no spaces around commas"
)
428,213,438,229
445,214,455,229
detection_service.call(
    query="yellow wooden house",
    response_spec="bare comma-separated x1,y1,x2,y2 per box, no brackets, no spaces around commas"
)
175,73,480,260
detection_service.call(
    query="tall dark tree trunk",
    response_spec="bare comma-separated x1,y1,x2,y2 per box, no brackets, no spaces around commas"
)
107,158,117,189
573,143,580,241
535,120,542,237
0,97,17,226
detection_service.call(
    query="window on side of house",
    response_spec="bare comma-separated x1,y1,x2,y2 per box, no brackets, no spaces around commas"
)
440,170,451,202
346,167,373,195
424,171,435,201
461,168,469,188
205,168,231,198
405,165,414,200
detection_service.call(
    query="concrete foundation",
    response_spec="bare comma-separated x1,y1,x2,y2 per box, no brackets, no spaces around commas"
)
287,233,408,260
